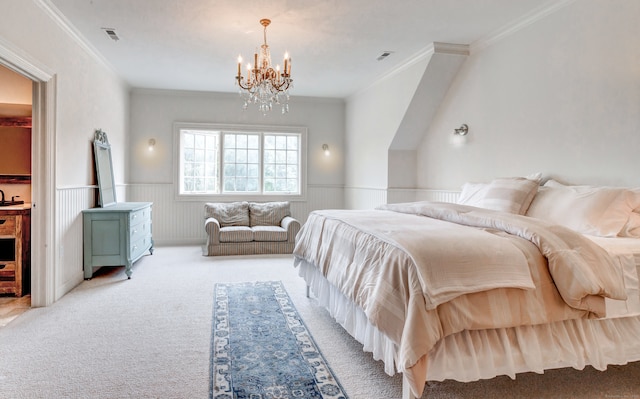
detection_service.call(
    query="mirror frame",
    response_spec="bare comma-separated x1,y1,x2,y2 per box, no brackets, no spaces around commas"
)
93,129,117,207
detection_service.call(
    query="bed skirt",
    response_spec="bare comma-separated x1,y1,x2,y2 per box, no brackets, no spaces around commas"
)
297,259,640,384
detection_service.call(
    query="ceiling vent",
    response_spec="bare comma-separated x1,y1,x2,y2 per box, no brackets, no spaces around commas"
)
102,28,120,41
377,51,393,61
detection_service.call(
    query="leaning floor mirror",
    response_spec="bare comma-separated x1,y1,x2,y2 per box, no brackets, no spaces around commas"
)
93,129,117,207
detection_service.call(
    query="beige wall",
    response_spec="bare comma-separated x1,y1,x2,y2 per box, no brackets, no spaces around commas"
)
0,64,32,104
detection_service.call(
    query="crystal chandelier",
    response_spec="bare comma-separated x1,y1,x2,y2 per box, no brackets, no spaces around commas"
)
235,19,292,115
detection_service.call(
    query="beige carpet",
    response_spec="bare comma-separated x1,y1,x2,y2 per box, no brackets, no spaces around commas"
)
0,246,639,398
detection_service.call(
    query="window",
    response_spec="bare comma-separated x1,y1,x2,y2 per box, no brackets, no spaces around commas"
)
175,123,306,200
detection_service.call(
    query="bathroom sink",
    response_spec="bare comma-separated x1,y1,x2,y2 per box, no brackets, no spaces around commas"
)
0,200,25,207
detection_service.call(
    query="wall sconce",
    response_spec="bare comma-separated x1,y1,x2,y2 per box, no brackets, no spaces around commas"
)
454,124,469,136
322,144,330,156
148,138,156,151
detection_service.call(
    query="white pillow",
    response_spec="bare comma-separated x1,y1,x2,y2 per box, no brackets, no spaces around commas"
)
526,181,640,237
458,177,539,215
457,182,489,208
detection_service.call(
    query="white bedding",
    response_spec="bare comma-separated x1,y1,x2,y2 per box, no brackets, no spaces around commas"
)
586,236,640,318
294,204,640,398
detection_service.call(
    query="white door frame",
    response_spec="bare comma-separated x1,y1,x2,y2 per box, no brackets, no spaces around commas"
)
0,38,56,307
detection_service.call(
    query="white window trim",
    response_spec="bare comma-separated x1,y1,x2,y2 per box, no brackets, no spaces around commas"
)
173,122,307,202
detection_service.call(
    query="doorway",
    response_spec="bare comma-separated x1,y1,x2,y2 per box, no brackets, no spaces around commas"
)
0,42,56,310
0,64,32,321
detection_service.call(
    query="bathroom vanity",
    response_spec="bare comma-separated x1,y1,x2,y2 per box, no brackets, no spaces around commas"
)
0,204,30,296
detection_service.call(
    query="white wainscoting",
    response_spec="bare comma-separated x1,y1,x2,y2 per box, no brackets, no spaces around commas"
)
347,187,460,209
415,189,460,203
55,186,94,299
344,186,388,210
126,183,345,246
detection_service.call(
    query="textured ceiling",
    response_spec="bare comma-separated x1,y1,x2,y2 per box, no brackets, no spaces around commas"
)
47,0,560,98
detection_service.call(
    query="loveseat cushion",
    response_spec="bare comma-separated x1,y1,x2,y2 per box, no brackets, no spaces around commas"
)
252,225,288,242
249,201,290,226
205,201,250,227
219,226,253,242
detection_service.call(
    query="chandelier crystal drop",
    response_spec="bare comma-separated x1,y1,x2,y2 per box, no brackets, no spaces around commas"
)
235,19,292,115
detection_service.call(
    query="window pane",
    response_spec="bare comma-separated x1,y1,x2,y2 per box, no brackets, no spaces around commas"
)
224,134,235,148
224,164,235,177
184,148,195,162
264,164,275,178
184,162,193,176
184,133,194,148
248,135,259,148
264,150,275,163
264,135,275,149
248,164,259,177
222,133,260,193
180,130,220,194
224,149,235,163
247,179,258,191
248,149,259,163
287,165,297,178
195,164,204,177
179,128,301,196
287,136,298,149
205,178,216,191
287,150,298,164
236,149,247,163
236,134,247,148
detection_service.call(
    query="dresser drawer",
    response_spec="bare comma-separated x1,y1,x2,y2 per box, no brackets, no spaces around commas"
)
130,207,151,227
130,221,151,243
131,236,151,260
0,260,19,294
0,216,16,235
0,262,16,281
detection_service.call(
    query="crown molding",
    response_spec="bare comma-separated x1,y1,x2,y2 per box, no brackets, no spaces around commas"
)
351,0,575,100
433,42,470,56
471,0,577,53
34,0,117,76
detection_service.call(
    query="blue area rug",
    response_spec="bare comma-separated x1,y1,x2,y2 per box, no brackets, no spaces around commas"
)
210,281,348,399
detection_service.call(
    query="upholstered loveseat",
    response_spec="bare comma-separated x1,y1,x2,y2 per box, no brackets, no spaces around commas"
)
204,201,301,256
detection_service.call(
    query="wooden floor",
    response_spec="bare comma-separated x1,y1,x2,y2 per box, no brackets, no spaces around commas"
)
0,295,30,327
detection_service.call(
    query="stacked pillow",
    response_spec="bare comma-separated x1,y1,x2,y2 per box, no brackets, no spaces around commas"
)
457,176,640,237
457,176,540,215
525,180,640,237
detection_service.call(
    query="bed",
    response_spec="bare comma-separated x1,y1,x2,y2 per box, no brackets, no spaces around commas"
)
292,177,640,399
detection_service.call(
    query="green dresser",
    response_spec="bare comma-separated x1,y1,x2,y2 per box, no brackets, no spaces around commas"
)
82,202,153,279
